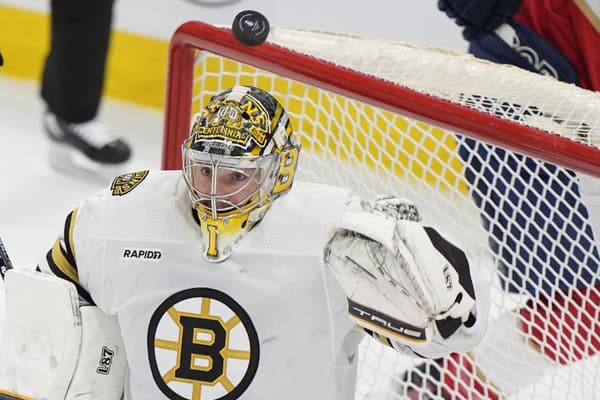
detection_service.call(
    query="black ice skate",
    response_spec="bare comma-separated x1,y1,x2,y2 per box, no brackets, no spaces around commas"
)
44,111,131,180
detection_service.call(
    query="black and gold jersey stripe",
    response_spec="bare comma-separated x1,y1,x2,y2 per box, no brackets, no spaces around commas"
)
45,209,94,305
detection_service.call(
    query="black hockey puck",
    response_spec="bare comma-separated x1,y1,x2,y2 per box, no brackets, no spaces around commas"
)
231,10,270,46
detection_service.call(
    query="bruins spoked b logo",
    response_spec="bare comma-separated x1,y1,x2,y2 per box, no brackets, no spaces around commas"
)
148,288,259,399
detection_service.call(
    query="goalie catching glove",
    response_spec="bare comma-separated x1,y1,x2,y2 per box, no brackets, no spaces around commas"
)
323,196,480,354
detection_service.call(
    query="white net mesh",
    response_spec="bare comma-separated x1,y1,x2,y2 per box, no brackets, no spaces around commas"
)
267,28,600,147
167,24,600,400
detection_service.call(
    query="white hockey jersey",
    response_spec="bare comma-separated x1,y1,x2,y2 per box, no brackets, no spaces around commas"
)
42,170,362,400
38,170,487,400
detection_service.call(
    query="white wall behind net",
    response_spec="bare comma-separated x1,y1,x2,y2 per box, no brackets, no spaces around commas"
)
7,0,467,51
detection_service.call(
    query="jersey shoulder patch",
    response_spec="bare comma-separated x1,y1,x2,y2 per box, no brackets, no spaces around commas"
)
110,170,149,196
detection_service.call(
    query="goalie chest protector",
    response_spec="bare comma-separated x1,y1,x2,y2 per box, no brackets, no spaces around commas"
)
71,170,360,400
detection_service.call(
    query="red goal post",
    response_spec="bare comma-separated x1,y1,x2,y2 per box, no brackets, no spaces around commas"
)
162,20,600,400
162,20,600,174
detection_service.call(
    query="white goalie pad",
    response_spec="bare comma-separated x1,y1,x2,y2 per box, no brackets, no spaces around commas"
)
0,269,127,400
0,269,81,399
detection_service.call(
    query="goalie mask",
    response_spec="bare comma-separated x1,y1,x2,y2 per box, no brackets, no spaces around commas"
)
182,86,301,262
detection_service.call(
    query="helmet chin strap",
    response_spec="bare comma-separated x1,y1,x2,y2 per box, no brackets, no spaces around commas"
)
189,198,273,262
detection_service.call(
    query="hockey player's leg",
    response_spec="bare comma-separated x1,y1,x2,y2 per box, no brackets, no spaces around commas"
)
441,311,555,399
395,359,449,400
520,284,600,365
395,354,499,400
41,0,131,182
0,269,127,399
396,140,600,399
437,285,600,398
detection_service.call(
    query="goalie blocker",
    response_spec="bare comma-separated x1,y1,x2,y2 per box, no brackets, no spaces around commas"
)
0,269,127,400
323,197,488,358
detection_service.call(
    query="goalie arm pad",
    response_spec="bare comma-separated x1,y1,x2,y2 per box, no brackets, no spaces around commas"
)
0,269,127,400
323,197,489,358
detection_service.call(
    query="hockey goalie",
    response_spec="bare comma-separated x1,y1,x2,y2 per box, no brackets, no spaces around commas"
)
0,86,489,400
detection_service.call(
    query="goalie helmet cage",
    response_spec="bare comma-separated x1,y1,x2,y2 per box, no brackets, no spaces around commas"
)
163,21,600,400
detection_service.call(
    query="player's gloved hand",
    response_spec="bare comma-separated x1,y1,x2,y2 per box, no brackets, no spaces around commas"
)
323,196,477,347
469,20,578,85
438,0,522,40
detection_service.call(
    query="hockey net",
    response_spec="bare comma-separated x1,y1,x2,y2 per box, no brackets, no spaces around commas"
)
162,21,600,400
